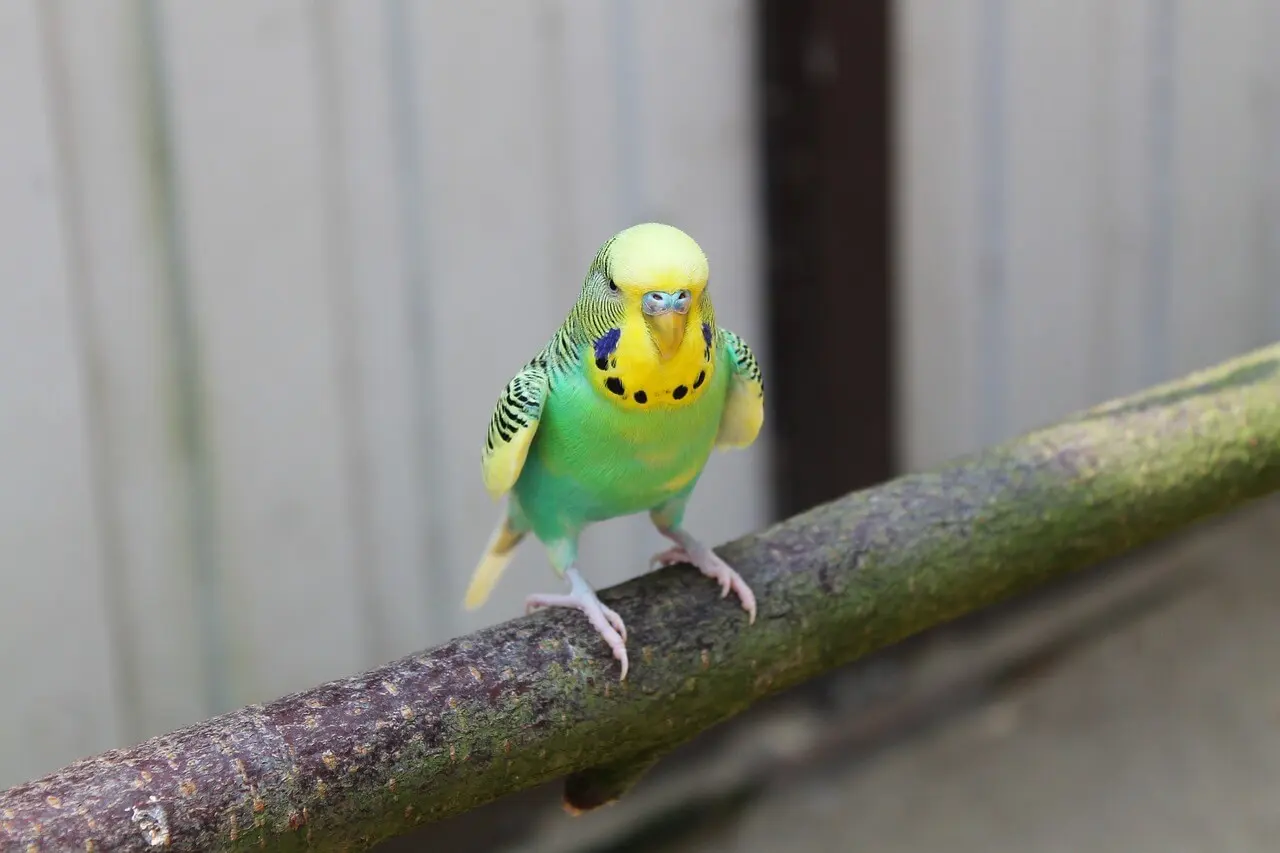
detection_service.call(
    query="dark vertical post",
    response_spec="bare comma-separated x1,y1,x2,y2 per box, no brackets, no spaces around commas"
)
760,0,895,518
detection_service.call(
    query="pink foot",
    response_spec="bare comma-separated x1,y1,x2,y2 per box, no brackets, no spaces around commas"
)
526,569,630,679
650,540,757,624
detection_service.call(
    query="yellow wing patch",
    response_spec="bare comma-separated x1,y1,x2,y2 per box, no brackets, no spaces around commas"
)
482,421,538,499
716,374,764,448
715,327,764,450
481,363,548,499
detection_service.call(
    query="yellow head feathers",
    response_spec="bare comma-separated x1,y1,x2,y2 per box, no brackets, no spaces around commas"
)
605,222,710,299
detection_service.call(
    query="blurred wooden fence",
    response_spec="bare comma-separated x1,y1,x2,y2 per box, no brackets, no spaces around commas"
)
897,0,1280,468
0,0,766,788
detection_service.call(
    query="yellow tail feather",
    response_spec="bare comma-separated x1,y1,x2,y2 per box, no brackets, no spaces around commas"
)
463,519,526,610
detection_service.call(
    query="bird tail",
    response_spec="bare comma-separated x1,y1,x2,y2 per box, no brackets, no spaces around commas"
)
463,518,526,610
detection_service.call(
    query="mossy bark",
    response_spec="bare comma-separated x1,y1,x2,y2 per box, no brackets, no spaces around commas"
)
2,344,1278,852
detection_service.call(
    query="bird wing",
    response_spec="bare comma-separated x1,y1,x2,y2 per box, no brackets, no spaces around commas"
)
715,327,765,449
481,361,550,499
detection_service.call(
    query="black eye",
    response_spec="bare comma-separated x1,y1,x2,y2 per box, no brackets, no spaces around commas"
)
608,279,619,293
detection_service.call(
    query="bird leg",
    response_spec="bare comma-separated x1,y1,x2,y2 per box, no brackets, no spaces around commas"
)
650,527,757,623
526,567,630,679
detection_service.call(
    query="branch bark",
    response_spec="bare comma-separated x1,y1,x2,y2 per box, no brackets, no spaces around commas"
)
3,344,1279,852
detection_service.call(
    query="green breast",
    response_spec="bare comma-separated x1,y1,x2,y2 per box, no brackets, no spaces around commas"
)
511,347,731,541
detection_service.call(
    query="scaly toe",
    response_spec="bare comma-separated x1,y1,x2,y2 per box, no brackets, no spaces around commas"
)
736,578,758,624
650,546,692,571
525,593,575,615
600,601,628,642
579,605,629,679
691,552,757,624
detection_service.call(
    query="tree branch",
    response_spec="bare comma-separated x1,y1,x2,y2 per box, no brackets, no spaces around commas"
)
3,344,1279,852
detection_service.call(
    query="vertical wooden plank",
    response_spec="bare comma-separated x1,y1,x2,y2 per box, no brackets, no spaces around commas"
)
318,1,434,663
625,0,770,544
1139,0,1178,386
761,0,895,515
1169,0,1274,375
896,0,985,469
157,2,366,704
0,0,124,786
1253,0,1280,342
1003,2,1103,434
1089,1,1154,401
42,0,212,742
970,0,1011,449
395,2,569,638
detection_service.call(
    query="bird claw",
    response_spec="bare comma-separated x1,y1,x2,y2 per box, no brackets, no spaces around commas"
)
526,589,630,679
650,542,757,624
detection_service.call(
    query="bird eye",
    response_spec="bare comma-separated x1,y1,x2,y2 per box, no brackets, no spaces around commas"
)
608,279,619,293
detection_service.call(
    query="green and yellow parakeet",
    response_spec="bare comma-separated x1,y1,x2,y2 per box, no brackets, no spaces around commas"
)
464,222,764,679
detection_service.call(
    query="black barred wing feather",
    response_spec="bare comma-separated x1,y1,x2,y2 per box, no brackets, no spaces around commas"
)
481,362,549,499
715,327,764,449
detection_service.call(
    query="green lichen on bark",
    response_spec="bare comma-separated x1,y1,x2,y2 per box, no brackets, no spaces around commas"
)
1,344,1277,852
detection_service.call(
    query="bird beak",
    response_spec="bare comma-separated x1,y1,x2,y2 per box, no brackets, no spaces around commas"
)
645,308,688,361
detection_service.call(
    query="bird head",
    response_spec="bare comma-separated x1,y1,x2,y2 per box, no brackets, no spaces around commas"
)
596,222,710,362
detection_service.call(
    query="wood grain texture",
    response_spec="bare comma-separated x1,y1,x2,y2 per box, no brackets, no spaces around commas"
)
156,2,367,704
40,0,212,746
897,1,1280,467
1005,1,1103,432
896,0,986,468
0,0,125,785
314,0,435,668
1169,0,1276,375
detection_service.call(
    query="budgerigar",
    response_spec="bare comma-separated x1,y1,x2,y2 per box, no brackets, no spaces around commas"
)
464,222,764,679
